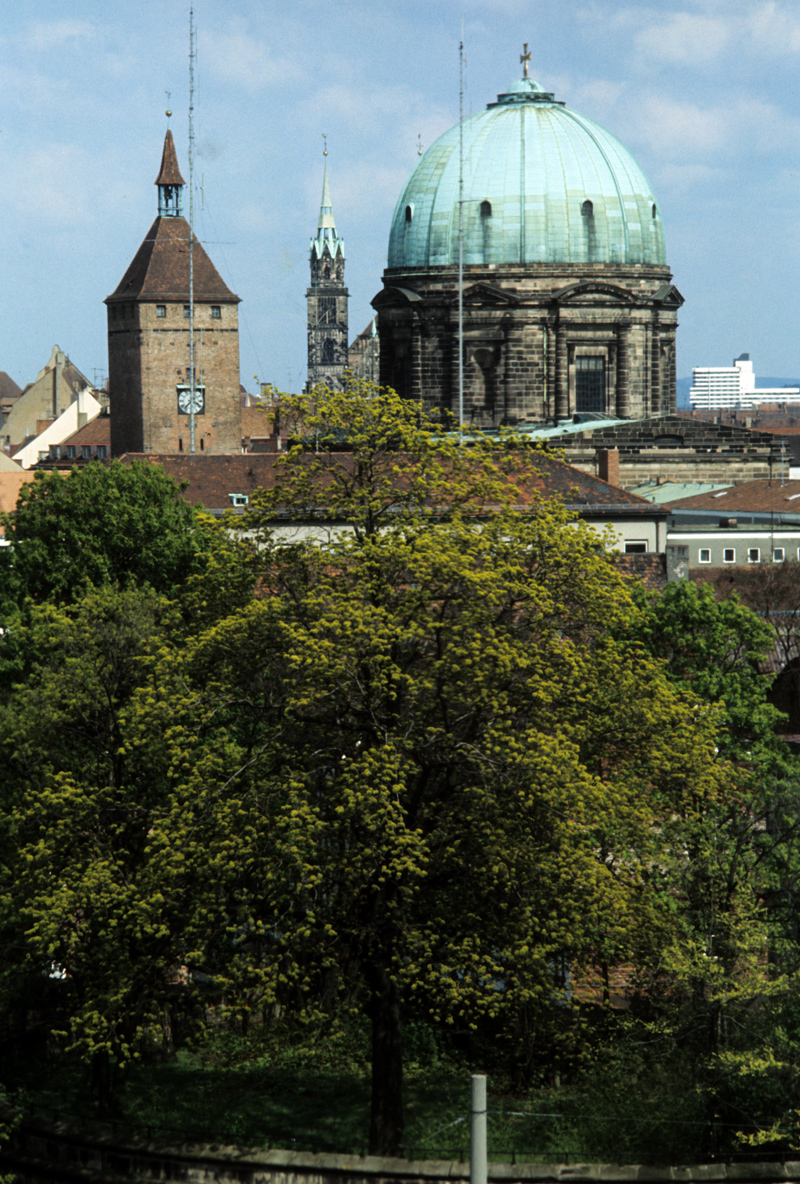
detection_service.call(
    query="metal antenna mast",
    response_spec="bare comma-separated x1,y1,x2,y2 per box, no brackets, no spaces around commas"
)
458,34,465,441
188,6,196,453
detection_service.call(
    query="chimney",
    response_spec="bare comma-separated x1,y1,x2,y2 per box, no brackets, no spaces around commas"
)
597,448,620,487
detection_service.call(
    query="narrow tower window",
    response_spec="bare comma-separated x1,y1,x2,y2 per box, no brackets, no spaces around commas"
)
575,356,605,413
480,200,492,218
581,200,593,217
322,339,335,364
211,305,221,319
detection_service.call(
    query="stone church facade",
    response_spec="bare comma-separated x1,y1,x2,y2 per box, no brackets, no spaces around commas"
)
106,130,241,456
373,71,682,429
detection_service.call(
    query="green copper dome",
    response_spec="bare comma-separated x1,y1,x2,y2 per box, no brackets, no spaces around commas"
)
388,77,666,269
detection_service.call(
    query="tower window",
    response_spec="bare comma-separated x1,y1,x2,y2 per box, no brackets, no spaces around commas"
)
581,200,593,217
211,305,221,319
480,200,492,217
405,204,413,223
318,297,336,326
184,305,190,318
157,305,166,318
575,356,605,413
322,339,335,363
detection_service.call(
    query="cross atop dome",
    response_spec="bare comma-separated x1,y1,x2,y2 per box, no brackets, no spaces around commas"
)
155,129,185,217
520,42,532,78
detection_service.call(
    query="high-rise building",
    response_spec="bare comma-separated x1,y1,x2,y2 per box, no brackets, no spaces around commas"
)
689,354,800,409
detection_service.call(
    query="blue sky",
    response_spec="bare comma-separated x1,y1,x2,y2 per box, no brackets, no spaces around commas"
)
3,0,800,394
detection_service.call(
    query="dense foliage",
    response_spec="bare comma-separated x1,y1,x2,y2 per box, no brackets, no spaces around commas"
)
1,392,799,1159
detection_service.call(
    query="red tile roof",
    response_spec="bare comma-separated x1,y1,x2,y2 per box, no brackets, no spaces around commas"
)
663,479,800,512
116,450,666,520
105,216,239,305
59,414,111,448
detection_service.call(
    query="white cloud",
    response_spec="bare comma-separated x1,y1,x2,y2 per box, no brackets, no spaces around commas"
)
3,144,94,225
632,94,800,160
25,19,97,52
745,1,800,55
633,12,732,65
199,20,305,94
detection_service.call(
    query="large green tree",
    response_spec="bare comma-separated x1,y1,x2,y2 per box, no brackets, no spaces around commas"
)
0,459,208,611
0,387,732,1154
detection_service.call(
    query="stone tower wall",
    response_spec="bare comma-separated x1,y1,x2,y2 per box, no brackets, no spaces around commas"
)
109,299,241,456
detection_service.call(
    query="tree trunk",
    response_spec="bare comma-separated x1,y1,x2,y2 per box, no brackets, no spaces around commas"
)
367,964,404,1156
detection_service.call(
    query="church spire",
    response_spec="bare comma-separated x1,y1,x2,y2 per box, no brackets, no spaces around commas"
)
306,143,349,392
155,129,185,218
310,157,345,263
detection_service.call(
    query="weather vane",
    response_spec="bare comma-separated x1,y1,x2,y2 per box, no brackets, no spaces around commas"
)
520,43,531,78
322,132,328,157
165,90,172,123
417,133,423,156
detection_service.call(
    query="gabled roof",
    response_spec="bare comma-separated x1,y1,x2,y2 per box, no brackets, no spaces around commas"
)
663,479,800,513
115,450,665,521
154,129,185,187
59,414,111,448
105,217,239,305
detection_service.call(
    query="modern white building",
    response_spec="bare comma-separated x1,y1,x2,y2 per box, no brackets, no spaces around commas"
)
690,353,800,409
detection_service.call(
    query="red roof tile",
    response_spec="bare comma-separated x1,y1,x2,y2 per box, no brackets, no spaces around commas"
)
105,216,239,305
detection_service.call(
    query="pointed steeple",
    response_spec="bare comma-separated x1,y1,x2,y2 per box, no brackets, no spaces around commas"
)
310,161,345,262
155,129,185,217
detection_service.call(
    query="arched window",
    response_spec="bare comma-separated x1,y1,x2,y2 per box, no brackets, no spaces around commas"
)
480,199,492,218
581,199,593,217
405,205,413,223
652,203,657,219
322,339,335,363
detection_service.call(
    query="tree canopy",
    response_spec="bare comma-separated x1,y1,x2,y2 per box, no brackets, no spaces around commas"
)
1,385,799,1159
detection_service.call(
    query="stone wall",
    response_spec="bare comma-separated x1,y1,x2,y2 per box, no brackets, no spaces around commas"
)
4,1110,800,1184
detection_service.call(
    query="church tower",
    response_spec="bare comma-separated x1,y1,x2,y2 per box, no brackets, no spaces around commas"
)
106,129,242,455
306,154,348,390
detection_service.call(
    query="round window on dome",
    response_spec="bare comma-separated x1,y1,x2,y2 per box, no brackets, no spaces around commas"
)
581,200,593,217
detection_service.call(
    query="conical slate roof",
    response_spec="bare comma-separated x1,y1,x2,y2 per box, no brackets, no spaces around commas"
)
105,216,239,304
154,129,186,187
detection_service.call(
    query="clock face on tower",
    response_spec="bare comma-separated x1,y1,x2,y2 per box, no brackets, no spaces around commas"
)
177,385,205,414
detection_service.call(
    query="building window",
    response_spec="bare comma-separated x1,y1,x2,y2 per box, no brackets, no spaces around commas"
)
625,541,647,554
699,548,711,564
581,199,593,217
652,203,657,219
318,297,336,326
322,339,335,363
748,548,760,563
723,548,736,564
82,446,92,459
575,356,605,413
178,438,184,452
229,493,249,507
405,204,413,223
184,305,190,318
96,446,107,459
211,305,221,319
67,446,76,459
774,547,786,562
157,305,166,318
480,200,492,217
